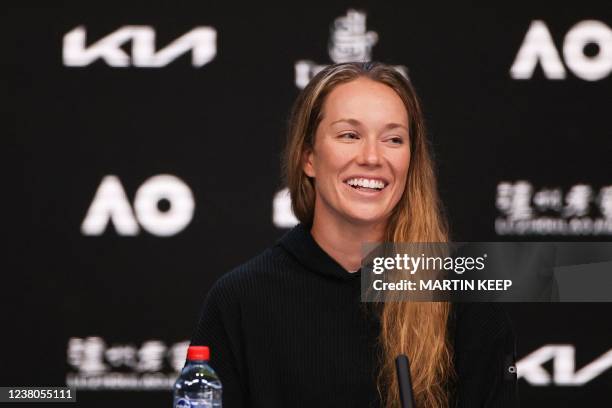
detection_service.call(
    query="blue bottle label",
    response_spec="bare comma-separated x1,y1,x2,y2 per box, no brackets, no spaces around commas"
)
175,398,190,408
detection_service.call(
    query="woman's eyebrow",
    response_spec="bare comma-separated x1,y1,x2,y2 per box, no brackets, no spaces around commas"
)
330,118,362,127
383,123,408,131
330,118,408,131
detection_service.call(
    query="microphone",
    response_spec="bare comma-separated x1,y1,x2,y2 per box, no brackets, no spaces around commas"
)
395,354,416,408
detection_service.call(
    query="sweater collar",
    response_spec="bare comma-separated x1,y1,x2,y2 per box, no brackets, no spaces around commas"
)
277,223,361,281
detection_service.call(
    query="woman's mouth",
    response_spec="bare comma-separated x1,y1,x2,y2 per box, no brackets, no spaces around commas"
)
344,177,388,192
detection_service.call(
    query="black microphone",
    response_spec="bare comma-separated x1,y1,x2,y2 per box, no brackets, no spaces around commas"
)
395,354,416,408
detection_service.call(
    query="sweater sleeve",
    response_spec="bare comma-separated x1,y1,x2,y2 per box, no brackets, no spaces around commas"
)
190,275,247,407
452,304,519,407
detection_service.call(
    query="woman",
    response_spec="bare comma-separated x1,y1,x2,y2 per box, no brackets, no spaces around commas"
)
191,62,518,407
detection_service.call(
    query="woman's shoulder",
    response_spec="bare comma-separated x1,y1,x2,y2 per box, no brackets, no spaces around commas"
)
451,303,515,349
451,304,519,405
206,244,293,302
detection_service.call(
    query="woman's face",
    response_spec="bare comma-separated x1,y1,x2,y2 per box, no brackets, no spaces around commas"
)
303,77,411,227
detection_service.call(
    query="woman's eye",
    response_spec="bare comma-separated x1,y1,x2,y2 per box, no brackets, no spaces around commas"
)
388,136,404,144
340,132,359,139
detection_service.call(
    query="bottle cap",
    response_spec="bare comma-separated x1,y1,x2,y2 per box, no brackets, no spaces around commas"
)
187,346,210,361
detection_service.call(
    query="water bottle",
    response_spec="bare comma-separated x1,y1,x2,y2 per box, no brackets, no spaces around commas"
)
173,346,222,407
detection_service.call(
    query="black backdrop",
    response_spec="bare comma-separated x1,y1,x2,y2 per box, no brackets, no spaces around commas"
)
7,2,612,407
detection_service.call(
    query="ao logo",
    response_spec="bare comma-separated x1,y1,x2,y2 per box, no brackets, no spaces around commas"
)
273,188,298,228
517,345,612,385
63,26,217,67
81,175,195,237
511,20,612,81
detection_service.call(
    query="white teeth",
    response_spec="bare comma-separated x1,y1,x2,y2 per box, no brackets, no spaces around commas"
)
346,178,386,189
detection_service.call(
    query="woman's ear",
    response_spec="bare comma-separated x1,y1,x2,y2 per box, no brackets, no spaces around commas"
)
302,147,315,178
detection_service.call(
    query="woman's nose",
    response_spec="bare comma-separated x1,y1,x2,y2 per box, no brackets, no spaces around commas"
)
357,137,382,166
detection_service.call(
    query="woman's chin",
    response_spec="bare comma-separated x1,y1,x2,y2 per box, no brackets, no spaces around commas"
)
342,210,389,227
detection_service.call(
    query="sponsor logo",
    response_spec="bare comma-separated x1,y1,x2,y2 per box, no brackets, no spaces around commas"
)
63,26,217,67
510,20,612,81
294,9,407,89
495,181,612,235
518,345,612,385
66,337,189,390
272,188,299,228
81,174,195,236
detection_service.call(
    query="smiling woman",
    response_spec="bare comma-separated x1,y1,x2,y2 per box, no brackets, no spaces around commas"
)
301,77,412,273
190,62,518,408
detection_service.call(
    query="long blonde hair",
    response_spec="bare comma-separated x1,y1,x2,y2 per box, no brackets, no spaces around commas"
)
282,62,454,407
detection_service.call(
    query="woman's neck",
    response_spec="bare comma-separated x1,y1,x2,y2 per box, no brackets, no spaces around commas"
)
310,214,386,273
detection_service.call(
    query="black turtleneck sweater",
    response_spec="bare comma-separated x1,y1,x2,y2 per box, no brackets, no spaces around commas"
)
190,224,518,407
